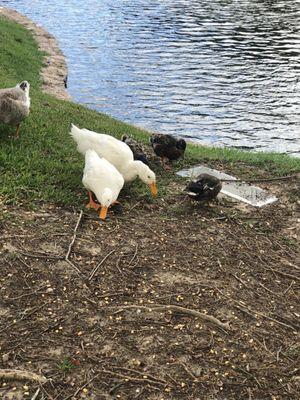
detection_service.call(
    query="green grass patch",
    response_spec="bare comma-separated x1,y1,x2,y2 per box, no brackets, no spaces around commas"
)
0,17,299,207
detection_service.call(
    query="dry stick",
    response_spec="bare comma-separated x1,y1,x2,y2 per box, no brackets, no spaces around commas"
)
103,369,165,387
112,366,167,385
0,302,50,334
0,369,47,383
128,244,138,267
63,373,100,400
265,266,299,282
7,284,49,300
64,210,83,274
112,304,230,331
128,200,143,212
179,362,198,381
84,291,127,303
65,210,83,260
283,281,294,295
220,291,297,331
220,174,298,184
0,234,33,240
231,273,248,288
257,282,279,296
17,250,63,260
31,388,40,400
89,249,115,280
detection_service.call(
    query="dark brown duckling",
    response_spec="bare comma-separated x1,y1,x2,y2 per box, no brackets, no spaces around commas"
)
150,133,186,170
185,173,222,202
121,134,149,165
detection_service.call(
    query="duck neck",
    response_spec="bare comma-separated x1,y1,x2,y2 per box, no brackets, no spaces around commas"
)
25,90,30,108
121,160,139,182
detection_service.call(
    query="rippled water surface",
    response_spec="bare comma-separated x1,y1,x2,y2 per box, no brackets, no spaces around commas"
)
2,0,300,155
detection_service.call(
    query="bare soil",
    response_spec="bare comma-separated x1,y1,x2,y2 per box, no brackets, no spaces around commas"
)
0,172,299,400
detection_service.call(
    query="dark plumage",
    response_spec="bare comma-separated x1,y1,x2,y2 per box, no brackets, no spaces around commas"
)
121,134,149,165
185,174,222,202
150,133,186,169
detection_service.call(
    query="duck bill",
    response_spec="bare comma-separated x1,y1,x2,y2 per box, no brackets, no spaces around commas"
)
99,206,108,220
149,182,158,197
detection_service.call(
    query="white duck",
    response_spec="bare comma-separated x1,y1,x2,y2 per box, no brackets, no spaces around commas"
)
82,149,124,220
70,124,157,197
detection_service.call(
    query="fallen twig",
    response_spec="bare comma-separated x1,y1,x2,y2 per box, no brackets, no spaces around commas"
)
111,303,230,331
17,250,63,260
264,266,299,282
112,366,167,385
64,210,83,274
221,174,298,184
128,244,138,267
89,249,115,280
219,290,297,331
0,302,50,334
258,282,279,296
6,284,49,300
103,369,165,387
0,234,33,240
65,210,83,261
63,373,99,400
178,362,198,381
283,281,294,295
0,369,47,383
231,273,248,288
31,388,40,400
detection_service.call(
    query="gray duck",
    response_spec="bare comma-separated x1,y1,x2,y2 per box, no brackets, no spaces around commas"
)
0,81,30,139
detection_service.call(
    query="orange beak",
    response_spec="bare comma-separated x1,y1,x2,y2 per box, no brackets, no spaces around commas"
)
149,182,158,197
99,206,108,220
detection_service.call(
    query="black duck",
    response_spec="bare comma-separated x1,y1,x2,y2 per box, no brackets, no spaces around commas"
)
150,133,186,169
185,173,222,202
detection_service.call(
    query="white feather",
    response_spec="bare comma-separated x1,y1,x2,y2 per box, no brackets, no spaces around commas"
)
82,149,124,205
70,124,156,186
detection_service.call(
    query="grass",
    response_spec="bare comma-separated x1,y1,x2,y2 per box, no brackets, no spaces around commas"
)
0,17,299,207
57,358,76,374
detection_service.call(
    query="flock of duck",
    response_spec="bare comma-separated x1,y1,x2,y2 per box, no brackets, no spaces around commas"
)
0,81,223,219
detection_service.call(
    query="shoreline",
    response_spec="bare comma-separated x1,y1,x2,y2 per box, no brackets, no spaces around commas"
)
0,6,70,101
0,7,299,164
1,7,299,160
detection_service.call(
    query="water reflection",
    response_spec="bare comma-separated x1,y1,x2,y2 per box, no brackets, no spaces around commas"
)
2,0,300,156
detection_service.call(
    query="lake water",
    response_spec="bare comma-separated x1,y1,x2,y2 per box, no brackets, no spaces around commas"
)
2,0,300,156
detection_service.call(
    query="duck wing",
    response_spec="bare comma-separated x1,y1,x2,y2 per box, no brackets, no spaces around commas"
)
150,133,178,157
185,174,222,201
0,95,29,125
82,150,124,194
70,125,134,172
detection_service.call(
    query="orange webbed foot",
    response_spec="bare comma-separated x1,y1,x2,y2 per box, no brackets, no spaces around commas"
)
86,191,100,210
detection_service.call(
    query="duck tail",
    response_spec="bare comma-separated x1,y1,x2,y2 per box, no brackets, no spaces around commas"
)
69,124,83,142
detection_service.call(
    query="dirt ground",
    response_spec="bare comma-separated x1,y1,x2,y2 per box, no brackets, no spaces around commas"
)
0,170,299,400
